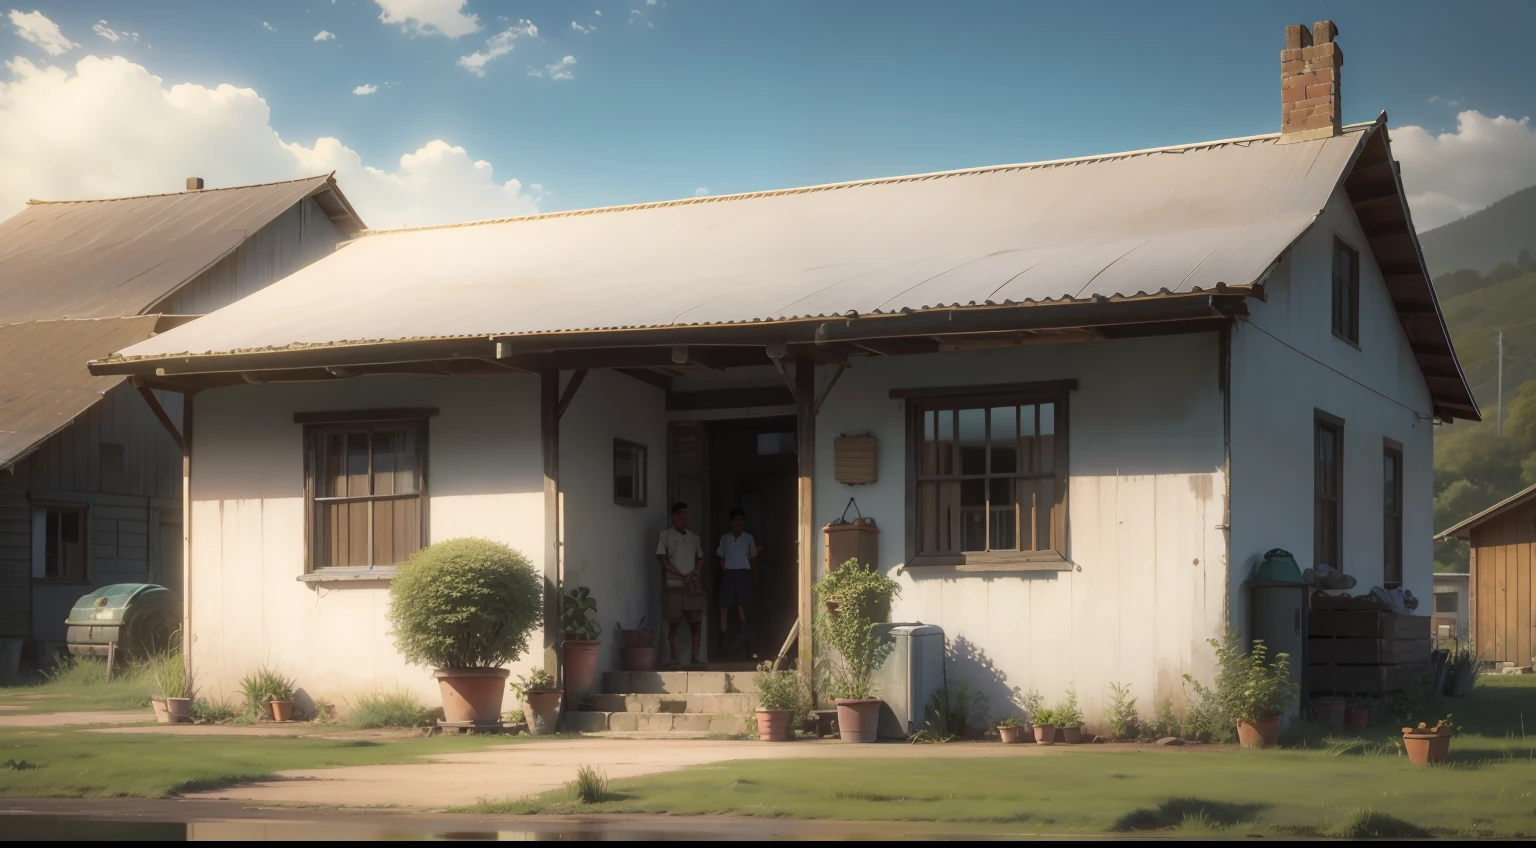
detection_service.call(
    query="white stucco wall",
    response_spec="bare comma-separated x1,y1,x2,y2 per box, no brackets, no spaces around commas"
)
811,334,1230,725
1229,190,1437,630
188,375,547,711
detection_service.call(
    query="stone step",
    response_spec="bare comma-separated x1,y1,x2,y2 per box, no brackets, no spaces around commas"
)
602,670,759,695
561,710,747,735
588,692,755,714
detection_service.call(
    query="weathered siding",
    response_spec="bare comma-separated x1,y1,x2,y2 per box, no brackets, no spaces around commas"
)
0,472,30,638
1230,190,1436,630
156,196,344,316
811,335,1229,725
1469,506,1535,663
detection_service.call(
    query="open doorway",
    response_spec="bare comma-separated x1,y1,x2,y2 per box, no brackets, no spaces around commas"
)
669,416,798,667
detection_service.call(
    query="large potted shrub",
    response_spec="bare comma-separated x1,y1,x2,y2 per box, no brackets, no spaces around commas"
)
387,538,542,726
815,560,900,743
560,587,602,707
753,660,810,741
1184,630,1298,749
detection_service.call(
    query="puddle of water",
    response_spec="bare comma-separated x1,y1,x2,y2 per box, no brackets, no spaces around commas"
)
1,814,765,841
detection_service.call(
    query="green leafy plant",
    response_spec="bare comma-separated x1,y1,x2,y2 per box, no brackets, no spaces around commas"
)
568,764,612,803
560,587,601,641
1053,684,1084,729
190,698,236,723
510,668,557,699
1184,630,1299,730
995,716,1024,729
1031,706,1059,726
754,660,811,722
238,666,298,718
1012,687,1045,726
814,561,900,701
816,558,901,620
1107,682,1139,740
1144,698,1181,739
349,689,433,728
150,652,191,700
386,538,543,669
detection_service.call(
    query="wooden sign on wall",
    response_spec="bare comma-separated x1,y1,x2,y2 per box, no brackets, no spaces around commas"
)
833,435,877,485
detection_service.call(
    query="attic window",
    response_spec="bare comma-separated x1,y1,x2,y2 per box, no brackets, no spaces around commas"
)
1331,239,1360,345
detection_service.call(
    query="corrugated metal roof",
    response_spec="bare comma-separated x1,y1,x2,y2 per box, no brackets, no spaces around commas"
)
111,128,1368,361
0,317,162,468
0,175,363,323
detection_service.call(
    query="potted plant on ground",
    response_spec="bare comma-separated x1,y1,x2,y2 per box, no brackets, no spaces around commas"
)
1106,682,1140,741
1402,715,1456,765
1056,685,1086,743
1185,630,1299,749
387,538,543,726
1343,698,1371,733
1013,688,1044,744
240,666,299,722
996,716,1026,744
1445,648,1481,697
1030,706,1058,745
154,658,193,724
1313,695,1346,728
512,668,562,735
617,616,656,672
753,660,809,741
561,587,602,706
815,561,901,743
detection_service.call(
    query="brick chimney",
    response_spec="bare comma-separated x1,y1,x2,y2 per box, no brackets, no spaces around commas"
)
1280,21,1342,143
185,177,205,191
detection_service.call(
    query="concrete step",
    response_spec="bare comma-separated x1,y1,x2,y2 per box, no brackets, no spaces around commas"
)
561,710,747,735
588,692,755,714
602,670,760,695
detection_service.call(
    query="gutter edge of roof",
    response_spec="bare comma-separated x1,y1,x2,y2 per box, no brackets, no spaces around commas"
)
1435,481,1536,540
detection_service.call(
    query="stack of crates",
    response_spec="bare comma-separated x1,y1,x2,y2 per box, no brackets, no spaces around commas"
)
1307,609,1431,695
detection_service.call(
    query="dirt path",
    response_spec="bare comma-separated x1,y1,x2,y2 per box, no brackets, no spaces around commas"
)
0,710,148,728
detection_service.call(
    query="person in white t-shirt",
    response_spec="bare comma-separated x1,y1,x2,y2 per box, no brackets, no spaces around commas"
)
716,507,760,662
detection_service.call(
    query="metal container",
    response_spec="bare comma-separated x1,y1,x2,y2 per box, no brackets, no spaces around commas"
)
65,583,178,660
871,623,946,739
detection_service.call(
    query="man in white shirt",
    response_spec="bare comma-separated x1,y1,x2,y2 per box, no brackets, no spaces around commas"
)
655,501,705,668
716,507,760,662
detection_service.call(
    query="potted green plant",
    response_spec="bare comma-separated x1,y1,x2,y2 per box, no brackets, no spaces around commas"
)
1056,684,1086,743
1313,695,1346,728
387,539,543,726
154,658,193,724
815,562,901,743
512,668,562,735
561,587,602,706
1030,706,1058,745
239,666,298,722
753,660,808,741
1402,715,1456,766
1343,698,1370,733
1445,648,1481,697
1184,630,1298,749
617,616,656,672
996,716,1026,744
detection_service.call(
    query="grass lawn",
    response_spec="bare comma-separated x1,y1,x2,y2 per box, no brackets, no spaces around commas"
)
0,665,155,715
474,677,1536,838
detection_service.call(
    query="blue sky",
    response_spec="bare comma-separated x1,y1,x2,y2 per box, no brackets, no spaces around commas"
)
4,1,1535,227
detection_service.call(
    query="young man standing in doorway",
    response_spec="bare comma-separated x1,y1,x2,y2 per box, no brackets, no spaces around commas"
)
656,501,705,668
716,507,760,662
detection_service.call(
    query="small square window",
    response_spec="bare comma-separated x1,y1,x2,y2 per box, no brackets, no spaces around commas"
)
1434,593,1457,614
614,439,648,507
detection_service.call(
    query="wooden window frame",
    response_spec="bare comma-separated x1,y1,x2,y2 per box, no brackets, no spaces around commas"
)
1383,438,1404,590
300,408,434,576
33,502,89,583
1331,238,1360,346
1314,410,1345,573
613,438,649,508
898,380,1074,573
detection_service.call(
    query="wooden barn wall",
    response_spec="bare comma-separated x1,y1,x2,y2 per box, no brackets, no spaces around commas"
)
156,196,344,316
1471,505,1535,664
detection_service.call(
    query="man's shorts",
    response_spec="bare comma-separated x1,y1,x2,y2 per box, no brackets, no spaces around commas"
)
663,586,704,622
719,570,752,607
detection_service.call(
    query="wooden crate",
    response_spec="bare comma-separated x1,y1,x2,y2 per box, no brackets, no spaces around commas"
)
1309,610,1431,639
833,436,878,485
1307,663,1430,695
1308,637,1431,665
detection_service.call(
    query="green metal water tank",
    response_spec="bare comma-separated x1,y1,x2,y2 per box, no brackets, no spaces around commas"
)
65,584,178,660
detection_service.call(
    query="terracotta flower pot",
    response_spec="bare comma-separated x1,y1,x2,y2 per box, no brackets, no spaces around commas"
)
623,645,657,671
1033,724,1057,745
756,708,793,741
1314,697,1346,728
1236,715,1281,749
525,690,563,735
562,639,602,706
1061,726,1087,744
1344,706,1370,732
165,696,193,724
433,667,510,724
620,629,654,649
835,698,882,743
151,696,170,724
270,699,295,722
1403,731,1453,766
998,725,1024,744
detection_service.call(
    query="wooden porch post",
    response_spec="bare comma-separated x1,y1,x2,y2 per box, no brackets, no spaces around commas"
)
540,360,561,678
179,392,194,682
796,359,816,678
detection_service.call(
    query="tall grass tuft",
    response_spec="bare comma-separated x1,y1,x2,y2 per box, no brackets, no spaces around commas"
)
349,689,433,728
568,764,611,804
1331,808,1430,838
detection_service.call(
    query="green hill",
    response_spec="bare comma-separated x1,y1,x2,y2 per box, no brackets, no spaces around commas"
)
1419,184,1536,278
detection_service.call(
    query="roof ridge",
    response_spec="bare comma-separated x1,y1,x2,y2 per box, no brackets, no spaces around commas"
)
26,174,334,206
357,124,1378,238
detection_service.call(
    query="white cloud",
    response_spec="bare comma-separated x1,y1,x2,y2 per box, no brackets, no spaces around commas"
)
529,55,576,81
594,9,602,15
9,9,78,56
262,22,275,32
0,54,542,229
1393,110,1536,230
1428,95,1464,108
457,20,536,77
375,0,480,39
694,187,708,197
646,0,658,5
353,83,378,95
571,21,593,34
92,21,137,43
314,30,336,42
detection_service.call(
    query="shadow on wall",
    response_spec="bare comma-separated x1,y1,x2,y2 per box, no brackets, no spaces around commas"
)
946,636,1017,725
